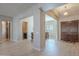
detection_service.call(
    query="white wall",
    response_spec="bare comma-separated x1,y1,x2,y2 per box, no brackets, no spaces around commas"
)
27,16,33,39
12,18,20,41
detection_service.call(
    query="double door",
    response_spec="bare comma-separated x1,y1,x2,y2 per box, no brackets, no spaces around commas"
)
61,20,79,42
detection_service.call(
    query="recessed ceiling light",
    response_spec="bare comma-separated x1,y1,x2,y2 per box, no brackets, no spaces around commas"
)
64,5,72,9
64,12,68,16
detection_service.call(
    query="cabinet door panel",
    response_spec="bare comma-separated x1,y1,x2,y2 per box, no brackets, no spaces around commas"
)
78,20,79,41
61,20,78,42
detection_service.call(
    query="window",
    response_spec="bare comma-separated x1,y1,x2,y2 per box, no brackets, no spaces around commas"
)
45,21,53,32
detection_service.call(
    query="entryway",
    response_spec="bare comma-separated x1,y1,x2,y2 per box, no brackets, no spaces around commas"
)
1,20,11,42
21,16,34,41
22,22,28,39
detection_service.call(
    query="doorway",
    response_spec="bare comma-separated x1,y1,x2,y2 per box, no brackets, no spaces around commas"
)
2,21,11,41
22,22,28,39
21,16,34,41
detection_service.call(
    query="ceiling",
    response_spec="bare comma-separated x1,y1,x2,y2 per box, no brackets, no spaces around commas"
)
0,3,36,17
0,3,65,18
47,3,79,20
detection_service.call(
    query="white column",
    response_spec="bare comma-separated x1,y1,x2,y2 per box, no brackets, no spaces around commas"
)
12,18,20,41
9,20,13,41
33,8,45,51
58,20,61,40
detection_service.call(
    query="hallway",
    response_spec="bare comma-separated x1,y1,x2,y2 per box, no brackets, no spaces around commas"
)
0,39,79,56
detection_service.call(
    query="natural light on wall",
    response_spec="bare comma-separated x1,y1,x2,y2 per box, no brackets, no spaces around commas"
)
45,14,57,22
45,14,57,40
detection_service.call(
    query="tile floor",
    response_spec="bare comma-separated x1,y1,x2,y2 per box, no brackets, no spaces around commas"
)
0,39,79,56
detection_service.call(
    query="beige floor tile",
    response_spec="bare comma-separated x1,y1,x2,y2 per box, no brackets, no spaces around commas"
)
0,39,79,56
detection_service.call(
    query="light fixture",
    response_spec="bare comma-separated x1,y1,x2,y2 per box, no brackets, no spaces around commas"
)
2,21,5,24
64,5,72,9
7,21,10,23
64,12,68,16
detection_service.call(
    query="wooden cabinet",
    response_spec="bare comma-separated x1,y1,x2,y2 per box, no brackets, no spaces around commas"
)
61,20,78,42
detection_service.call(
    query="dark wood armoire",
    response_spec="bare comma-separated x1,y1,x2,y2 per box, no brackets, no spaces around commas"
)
61,20,79,42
